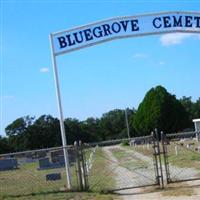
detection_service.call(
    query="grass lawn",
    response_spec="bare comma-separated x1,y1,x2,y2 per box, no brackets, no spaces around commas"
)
110,147,149,170
167,141,200,170
128,141,200,170
126,141,200,172
127,145,154,157
0,161,78,198
0,147,116,199
86,148,116,192
143,182,194,197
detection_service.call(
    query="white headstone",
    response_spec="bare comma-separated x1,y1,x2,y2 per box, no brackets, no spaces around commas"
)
193,119,200,141
175,145,178,156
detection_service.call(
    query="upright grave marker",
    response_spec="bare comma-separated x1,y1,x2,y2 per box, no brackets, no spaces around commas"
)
193,119,200,141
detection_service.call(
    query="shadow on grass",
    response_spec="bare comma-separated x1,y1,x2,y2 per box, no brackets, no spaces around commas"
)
112,181,200,196
1,190,63,199
1,190,119,200
3,182,200,199
1,188,84,199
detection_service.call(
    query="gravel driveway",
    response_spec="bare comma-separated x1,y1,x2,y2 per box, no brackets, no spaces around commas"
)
103,145,200,200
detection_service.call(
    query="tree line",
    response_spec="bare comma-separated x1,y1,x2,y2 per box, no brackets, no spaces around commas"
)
0,85,199,154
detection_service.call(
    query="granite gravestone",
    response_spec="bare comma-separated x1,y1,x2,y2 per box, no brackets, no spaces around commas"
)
0,158,18,171
38,158,51,169
46,173,61,181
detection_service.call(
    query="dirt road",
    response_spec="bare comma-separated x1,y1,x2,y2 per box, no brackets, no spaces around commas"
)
103,145,200,200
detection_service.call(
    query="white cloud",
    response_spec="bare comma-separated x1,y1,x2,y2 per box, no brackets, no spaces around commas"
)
40,67,49,73
133,53,149,59
2,95,14,100
160,33,195,46
159,61,165,65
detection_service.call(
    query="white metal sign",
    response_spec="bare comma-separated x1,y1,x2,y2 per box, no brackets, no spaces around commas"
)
51,11,200,55
49,11,200,190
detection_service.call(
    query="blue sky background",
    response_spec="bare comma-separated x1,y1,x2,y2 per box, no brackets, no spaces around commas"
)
1,0,200,136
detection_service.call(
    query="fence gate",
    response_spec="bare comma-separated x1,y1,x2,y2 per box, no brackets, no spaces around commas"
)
161,131,200,185
81,130,200,192
80,134,167,192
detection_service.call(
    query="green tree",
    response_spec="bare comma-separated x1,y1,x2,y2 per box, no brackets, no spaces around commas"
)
193,98,200,119
5,116,35,151
0,136,13,154
133,86,190,135
25,115,61,149
180,97,200,128
80,117,101,142
99,109,133,140
5,115,61,151
64,118,83,144
5,116,34,136
126,108,137,137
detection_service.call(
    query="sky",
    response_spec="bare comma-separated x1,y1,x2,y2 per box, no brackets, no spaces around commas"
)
1,0,200,136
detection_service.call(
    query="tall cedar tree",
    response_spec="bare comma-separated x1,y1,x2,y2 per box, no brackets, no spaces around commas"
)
133,86,190,135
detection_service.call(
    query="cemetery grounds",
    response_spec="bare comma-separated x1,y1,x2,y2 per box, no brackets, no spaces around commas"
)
1,135,200,199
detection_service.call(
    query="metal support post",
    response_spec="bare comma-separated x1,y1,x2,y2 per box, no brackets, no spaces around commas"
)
74,141,83,191
79,141,89,190
161,131,171,184
50,34,72,189
125,108,130,140
152,131,160,186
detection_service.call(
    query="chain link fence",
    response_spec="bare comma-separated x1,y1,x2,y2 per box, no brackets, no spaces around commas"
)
0,146,79,198
83,136,159,192
4,131,199,198
163,132,200,183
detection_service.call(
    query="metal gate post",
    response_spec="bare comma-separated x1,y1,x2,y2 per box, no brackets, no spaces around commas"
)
152,131,160,186
161,131,171,184
79,141,89,190
155,128,164,189
74,141,83,191
152,129,165,188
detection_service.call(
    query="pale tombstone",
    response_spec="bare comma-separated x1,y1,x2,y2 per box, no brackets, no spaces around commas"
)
193,119,200,141
175,145,178,155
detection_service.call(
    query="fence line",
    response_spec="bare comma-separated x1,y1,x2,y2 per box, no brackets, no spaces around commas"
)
1,130,200,197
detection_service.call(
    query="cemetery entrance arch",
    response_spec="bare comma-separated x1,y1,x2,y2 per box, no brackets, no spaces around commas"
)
50,11,200,189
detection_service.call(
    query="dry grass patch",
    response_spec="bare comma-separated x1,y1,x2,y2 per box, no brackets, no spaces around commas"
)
140,183,194,197
161,183,194,197
87,148,116,192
